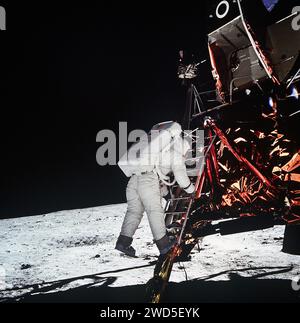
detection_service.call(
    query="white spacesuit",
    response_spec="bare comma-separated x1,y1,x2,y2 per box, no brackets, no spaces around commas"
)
116,126,195,257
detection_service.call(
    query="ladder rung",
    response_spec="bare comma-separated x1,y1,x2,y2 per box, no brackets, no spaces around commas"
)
185,157,204,162
165,211,186,215
167,197,190,202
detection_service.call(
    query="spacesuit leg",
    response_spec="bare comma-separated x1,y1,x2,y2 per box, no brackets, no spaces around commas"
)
138,173,167,241
120,175,145,239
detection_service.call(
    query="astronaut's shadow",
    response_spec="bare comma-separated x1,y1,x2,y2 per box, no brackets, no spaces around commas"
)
3,261,157,303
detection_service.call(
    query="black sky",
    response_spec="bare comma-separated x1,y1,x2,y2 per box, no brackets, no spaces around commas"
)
1,3,208,218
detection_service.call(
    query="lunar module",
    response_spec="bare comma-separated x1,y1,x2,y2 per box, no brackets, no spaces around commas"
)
147,0,300,303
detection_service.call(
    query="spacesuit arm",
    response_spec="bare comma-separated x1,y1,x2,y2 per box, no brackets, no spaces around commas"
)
172,154,195,194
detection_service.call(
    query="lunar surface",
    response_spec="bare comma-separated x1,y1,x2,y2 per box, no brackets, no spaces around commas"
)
0,203,299,302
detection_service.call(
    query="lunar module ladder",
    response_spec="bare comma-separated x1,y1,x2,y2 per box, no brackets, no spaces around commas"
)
146,83,217,303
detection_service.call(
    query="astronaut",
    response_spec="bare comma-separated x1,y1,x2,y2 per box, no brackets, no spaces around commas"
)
115,122,195,257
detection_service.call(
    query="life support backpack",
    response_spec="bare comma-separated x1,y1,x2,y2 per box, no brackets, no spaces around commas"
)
118,121,183,185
